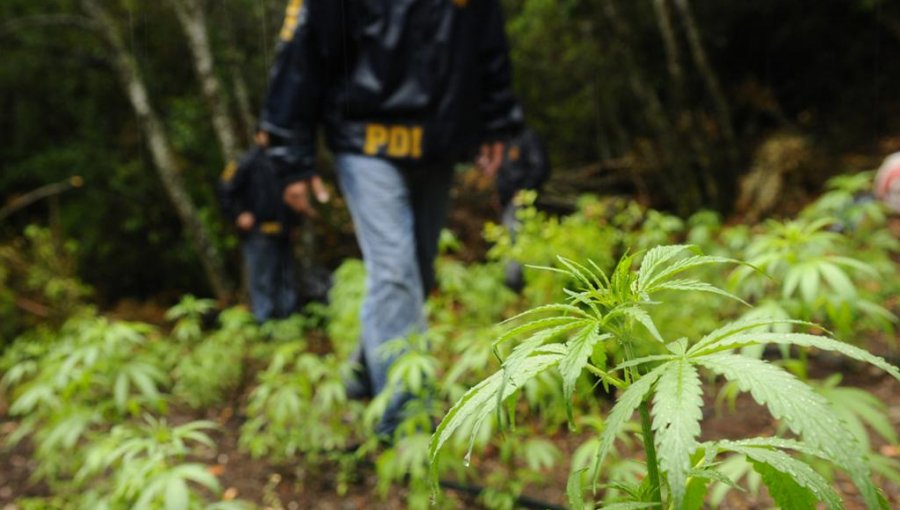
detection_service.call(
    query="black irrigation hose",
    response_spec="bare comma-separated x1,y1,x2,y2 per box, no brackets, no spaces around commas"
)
438,478,567,510
342,451,566,510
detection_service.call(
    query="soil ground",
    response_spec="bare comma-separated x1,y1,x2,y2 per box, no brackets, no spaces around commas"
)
1,220,899,510
2,351,898,509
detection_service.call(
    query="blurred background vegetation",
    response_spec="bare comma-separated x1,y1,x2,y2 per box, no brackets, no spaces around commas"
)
1,0,899,310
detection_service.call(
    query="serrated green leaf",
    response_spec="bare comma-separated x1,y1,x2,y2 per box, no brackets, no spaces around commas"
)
869,454,900,485
799,264,820,304
830,256,880,278
568,468,589,510
637,245,695,288
616,306,664,343
173,463,221,491
164,476,189,510
429,350,565,468
750,460,819,510
611,355,676,374
818,261,857,298
783,266,802,300
721,445,842,510
641,252,736,295
716,437,830,460
558,256,602,291
657,278,748,305
689,318,812,355
651,359,703,508
559,328,612,427
692,332,900,381
821,385,897,448
698,353,879,508
682,473,710,510
494,315,590,354
523,437,560,471
114,373,129,412
594,365,667,486
500,303,590,326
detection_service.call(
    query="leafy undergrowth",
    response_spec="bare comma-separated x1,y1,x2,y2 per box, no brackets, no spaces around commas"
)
1,175,899,509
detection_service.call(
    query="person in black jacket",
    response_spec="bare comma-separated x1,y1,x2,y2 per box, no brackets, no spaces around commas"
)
495,126,551,292
218,132,298,322
260,0,524,440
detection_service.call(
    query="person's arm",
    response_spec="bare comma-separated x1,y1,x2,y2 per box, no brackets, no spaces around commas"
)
260,0,324,189
478,0,524,140
523,129,551,190
217,155,252,227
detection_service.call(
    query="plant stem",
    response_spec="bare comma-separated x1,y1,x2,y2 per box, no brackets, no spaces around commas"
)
639,400,663,507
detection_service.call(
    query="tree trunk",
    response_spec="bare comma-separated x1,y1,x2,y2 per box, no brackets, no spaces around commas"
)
602,0,700,213
231,66,257,146
652,0,685,108
80,0,233,302
168,0,241,162
672,0,739,167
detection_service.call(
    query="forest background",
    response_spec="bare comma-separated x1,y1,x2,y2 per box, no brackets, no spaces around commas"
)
2,0,900,321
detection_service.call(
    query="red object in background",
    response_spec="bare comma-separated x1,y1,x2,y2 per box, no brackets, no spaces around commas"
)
874,152,900,212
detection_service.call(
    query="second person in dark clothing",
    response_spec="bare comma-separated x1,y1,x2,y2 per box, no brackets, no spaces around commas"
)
218,132,298,323
495,126,551,292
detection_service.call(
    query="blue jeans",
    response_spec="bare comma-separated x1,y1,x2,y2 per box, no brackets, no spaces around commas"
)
242,232,297,322
335,153,454,437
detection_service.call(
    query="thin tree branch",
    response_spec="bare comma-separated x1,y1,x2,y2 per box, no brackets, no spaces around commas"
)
0,177,84,222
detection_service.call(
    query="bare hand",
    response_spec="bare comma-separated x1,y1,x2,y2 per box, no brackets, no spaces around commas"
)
236,211,255,231
477,141,505,178
255,130,270,147
283,176,330,217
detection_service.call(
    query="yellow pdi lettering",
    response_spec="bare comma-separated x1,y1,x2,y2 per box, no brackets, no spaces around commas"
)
364,124,425,158
364,124,389,155
411,127,423,158
220,160,238,182
279,0,304,42
387,127,410,157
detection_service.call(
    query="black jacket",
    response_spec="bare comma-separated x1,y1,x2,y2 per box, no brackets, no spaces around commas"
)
261,0,524,185
217,147,293,236
496,127,550,206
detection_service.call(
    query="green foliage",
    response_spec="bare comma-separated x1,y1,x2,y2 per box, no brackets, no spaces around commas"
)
430,245,899,509
485,192,618,305
728,216,896,338
2,316,166,480
239,341,360,462
171,307,254,409
75,417,228,510
325,259,366,358
3,175,899,508
165,295,217,343
0,226,92,343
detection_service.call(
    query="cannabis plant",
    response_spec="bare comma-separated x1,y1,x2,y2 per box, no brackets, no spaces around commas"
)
240,341,360,461
430,245,899,509
729,217,895,339
172,306,254,409
165,294,217,343
76,416,244,510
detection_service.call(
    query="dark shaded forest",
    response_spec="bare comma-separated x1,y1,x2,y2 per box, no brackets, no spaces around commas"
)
2,0,899,304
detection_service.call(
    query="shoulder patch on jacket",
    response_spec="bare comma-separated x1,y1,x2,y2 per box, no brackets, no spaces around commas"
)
220,160,238,182
279,0,305,42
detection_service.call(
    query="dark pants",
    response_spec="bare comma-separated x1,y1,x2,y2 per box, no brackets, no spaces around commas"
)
502,201,525,292
242,232,297,322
